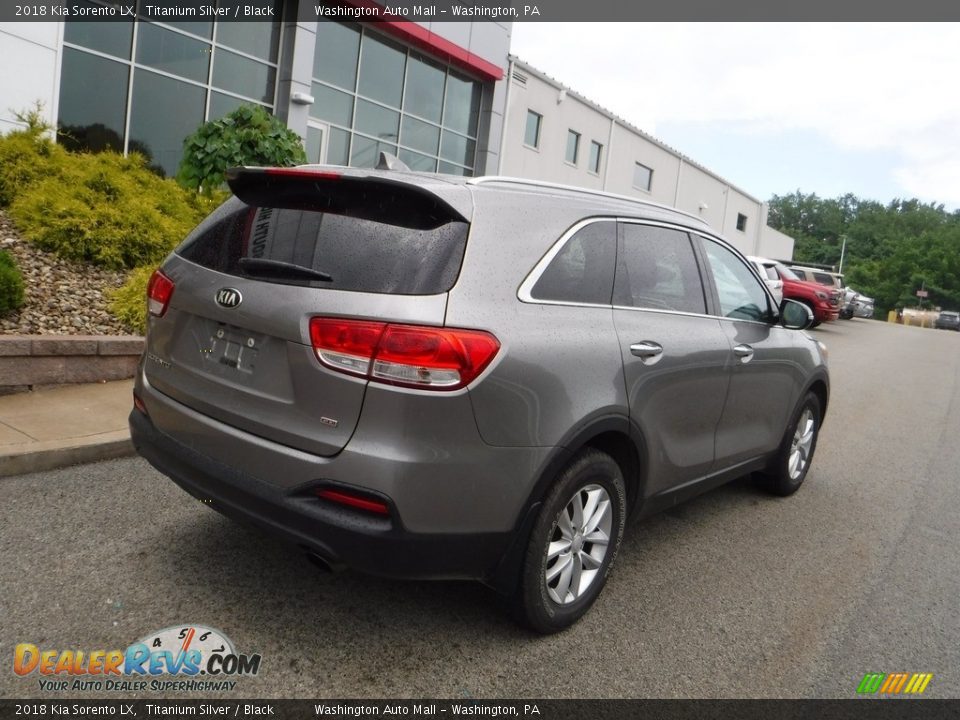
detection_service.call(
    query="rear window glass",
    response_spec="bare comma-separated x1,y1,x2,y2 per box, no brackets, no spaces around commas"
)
177,197,468,295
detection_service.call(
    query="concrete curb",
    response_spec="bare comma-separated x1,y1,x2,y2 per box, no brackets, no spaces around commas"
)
0,431,135,478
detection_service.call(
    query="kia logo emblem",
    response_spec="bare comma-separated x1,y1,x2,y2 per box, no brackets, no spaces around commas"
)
215,288,243,308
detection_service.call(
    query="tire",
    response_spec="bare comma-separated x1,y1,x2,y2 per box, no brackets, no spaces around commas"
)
514,449,626,634
763,392,822,496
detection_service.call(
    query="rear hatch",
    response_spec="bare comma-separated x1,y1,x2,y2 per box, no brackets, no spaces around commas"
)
143,167,472,456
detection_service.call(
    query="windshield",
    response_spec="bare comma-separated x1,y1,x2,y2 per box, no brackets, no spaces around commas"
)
774,262,800,281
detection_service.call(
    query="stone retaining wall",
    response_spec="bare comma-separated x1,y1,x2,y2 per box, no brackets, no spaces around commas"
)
0,336,144,391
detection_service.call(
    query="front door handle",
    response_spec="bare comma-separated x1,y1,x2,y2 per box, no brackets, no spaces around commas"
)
733,344,754,363
630,341,663,365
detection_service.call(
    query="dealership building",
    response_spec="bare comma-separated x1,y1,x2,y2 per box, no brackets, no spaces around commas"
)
0,6,792,257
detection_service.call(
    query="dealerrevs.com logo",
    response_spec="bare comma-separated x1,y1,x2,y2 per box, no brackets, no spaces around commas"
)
13,625,261,693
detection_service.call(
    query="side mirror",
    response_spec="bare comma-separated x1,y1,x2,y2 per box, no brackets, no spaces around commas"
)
780,298,814,330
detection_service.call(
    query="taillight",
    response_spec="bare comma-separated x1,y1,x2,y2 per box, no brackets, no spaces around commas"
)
147,269,175,317
309,317,500,391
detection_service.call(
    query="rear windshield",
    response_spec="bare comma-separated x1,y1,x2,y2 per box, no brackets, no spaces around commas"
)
177,197,468,295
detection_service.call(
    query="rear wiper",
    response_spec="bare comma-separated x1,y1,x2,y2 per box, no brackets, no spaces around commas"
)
238,258,332,282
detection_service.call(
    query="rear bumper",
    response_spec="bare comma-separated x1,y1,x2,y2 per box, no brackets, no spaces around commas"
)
130,408,521,583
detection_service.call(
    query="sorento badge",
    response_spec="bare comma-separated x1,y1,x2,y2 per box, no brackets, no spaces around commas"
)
215,288,242,308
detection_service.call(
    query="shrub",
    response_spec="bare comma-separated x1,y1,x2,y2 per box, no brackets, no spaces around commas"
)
0,249,25,314
109,265,154,334
0,125,66,207
177,104,307,194
8,150,222,270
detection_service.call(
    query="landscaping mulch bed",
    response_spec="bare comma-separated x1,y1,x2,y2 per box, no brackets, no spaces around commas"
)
0,210,132,335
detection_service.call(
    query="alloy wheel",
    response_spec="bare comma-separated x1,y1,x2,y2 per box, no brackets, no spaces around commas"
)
544,484,612,605
788,408,816,480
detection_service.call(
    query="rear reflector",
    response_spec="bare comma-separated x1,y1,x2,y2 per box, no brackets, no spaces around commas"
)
309,317,499,391
132,391,147,415
146,269,175,317
316,488,390,516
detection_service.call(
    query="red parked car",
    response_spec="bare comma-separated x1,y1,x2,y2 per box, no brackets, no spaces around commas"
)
754,258,840,326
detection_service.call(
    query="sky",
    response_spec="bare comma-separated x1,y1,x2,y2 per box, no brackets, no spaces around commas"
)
510,23,960,211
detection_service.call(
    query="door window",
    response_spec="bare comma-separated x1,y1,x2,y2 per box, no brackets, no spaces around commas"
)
613,224,706,314
703,241,772,322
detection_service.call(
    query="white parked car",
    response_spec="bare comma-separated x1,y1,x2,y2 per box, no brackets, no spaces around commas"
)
747,256,784,304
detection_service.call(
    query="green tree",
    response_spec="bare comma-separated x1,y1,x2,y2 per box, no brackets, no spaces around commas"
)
767,191,960,318
177,105,307,194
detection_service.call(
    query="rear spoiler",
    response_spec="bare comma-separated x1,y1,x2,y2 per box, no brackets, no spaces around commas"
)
224,166,468,230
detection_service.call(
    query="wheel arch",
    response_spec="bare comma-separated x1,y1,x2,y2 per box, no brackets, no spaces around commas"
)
487,414,648,594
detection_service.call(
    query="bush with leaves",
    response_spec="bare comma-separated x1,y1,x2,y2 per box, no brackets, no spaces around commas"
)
0,249,25,315
108,265,154,334
177,105,307,194
8,150,221,270
0,105,64,207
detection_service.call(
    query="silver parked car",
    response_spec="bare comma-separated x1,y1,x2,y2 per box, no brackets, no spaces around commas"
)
130,167,829,633
854,294,874,318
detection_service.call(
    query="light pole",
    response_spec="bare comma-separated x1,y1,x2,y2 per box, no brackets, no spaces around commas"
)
838,235,848,275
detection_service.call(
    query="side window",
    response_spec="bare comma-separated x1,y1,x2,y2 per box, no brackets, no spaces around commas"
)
613,224,706,314
530,221,616,305
703,240,772,322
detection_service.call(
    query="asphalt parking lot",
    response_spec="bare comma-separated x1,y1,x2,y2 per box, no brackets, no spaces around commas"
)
2,318,958,699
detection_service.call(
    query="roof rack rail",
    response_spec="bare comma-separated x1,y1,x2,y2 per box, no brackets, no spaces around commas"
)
467,176,705,223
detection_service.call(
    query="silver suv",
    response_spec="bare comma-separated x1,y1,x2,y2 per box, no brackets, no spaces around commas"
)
130,167,829,633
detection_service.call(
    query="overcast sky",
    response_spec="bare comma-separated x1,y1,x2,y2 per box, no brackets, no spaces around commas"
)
510,23,960,210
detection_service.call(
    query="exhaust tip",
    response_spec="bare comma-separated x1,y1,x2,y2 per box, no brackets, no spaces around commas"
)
304,550,344,574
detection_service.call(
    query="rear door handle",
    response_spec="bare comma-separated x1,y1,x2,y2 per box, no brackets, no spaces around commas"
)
630,341,663,365
733,344,754,363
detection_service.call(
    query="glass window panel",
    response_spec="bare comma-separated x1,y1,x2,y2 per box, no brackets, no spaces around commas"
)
357,32,405,108
350,135,397,169
566,130,580,164
136,22,210,84
404,53,445,124
633,162,653,191
614,225,706,314
589,141,603,173
438,161,469,176
208,94,267,121
327,127,350,166
532,222,617,305
306,126,324,164
213,48,276,103
440,131,475,167
400,115,439,155
398,149,437,172
215,13,280,62
311,83,354,127
64,8,132,59
128,69,205,177
443,71,480,137
354,100,399,144
313,21,360,90
525,110,541,148
703,240,771,321
161,21,212,39
57,48,129,153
